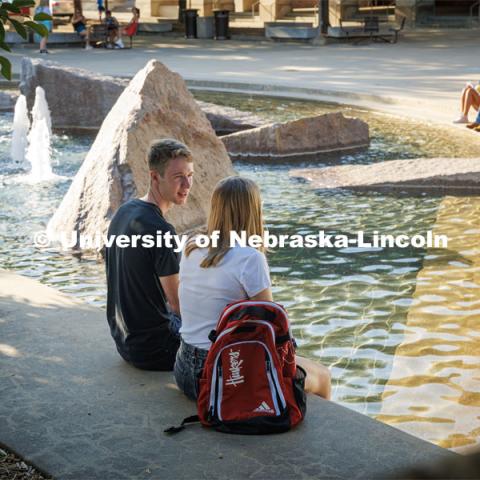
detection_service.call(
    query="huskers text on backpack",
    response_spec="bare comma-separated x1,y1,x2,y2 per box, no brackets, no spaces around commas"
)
197,300,306,434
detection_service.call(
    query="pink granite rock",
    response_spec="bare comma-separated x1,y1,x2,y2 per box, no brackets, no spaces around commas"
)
222,112,369,161
47,60,234,249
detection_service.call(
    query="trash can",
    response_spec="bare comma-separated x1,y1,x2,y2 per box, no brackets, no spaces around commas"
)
184,9,198,38
197,16,215,39
214,10,230,40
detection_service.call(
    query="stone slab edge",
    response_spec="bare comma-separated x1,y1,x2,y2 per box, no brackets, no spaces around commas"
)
290,157,480,194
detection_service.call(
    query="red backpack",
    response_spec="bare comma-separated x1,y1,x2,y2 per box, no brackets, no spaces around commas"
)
196,300,306,434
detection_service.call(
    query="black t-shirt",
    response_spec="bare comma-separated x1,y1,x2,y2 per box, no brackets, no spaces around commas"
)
105,199,179,364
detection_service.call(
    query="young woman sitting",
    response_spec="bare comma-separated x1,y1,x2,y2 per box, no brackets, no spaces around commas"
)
174,176,331,402
71,9,92,50
122,7,140,38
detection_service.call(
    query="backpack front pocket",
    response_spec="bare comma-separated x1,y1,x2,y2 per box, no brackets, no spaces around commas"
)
209,341,287,424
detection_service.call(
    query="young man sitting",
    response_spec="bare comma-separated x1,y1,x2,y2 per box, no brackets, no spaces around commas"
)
105,139,194,371
104,10,120,48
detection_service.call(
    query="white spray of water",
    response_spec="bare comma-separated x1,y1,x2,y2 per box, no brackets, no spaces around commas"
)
26,86,54,182
27,118,53,180
10,95,30,165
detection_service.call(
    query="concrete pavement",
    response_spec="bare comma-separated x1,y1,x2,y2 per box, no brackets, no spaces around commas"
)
0,269,457,479
6,29,480,127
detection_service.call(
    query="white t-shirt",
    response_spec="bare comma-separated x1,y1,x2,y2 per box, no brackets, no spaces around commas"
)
179,245,271,350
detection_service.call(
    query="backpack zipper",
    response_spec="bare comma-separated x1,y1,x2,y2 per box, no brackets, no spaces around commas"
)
220,301,288,322
215,319,275,344
266,359,281,415
217,301,293,344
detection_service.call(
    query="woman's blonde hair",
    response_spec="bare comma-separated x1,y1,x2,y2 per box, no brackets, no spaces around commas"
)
186,176,265,268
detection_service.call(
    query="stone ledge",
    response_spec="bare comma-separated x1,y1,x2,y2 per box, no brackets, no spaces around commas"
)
265,22,317,40
137,22,173,33
0,269,456,479
290,157,480,194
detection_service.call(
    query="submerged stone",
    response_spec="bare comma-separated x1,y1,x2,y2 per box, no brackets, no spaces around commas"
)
47,60,234,249
221,112,370,161
290,157,480,193
197,101,264,135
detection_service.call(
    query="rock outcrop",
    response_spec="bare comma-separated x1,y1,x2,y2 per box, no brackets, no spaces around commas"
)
19,58,262,134
0,90,18,112
221,112,369,161
197,101,264,135
20,58,129,129
47,60,234,249
290,157,480,193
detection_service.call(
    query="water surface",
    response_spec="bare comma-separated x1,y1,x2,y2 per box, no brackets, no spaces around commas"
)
1,94,479,449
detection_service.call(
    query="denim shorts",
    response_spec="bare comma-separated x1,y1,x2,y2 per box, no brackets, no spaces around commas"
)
174,339,209,401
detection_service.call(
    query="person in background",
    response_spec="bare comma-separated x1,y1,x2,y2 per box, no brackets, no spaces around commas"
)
122,6,140,36
104,10,120,48
114,7,140,49
34,0,53,54
97,0,105,21
453,82,480,124
71,9,92,50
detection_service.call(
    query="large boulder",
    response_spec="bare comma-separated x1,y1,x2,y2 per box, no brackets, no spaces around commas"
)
19,58,262,134
221,112,369,161
47,60,234,249
20,58,129,129
290,157,480,193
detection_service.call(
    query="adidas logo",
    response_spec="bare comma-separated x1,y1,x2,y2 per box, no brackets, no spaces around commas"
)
253,401,274,414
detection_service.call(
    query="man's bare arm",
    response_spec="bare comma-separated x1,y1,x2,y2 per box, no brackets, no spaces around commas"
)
159,273,180,316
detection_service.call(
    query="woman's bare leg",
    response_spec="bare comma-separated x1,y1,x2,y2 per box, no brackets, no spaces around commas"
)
462,86,480,117
81,29,91,49
296,355,331,400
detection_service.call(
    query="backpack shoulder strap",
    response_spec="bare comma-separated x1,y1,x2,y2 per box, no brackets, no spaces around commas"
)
164,415,200,435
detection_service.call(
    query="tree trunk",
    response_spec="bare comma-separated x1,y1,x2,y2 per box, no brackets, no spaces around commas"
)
74,0,83,15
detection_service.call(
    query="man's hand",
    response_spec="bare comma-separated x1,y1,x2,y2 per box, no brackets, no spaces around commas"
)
160,273,180,316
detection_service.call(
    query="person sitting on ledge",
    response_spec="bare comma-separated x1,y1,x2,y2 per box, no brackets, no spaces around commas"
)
122,7,140,38
453,82,480,124
174,176,331,401
105,139,194,371
105,10,121,48
110,7,139,49
72,9,92,50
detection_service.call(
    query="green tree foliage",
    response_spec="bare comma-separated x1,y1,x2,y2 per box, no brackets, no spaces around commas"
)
0,0,52,80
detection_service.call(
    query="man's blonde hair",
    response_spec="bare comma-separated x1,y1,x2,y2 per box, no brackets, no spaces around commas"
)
148,138,192,176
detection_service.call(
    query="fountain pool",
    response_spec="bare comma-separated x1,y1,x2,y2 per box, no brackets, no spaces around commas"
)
1,92,479,451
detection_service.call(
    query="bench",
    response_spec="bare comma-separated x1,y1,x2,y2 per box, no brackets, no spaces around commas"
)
90,23,108,46
329,15,406,44
265,22,318,40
